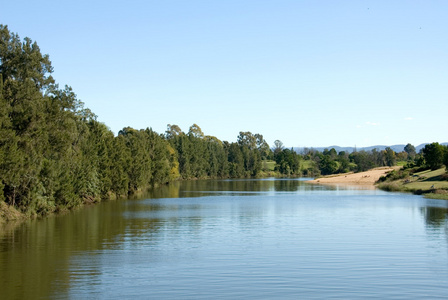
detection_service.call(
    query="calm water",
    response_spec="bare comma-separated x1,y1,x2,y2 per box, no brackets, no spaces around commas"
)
1,179,448,299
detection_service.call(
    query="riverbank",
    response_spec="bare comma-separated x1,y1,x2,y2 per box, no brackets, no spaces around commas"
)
306,167,398,186
2,166,445,225
377,167,448,200
0,201,25,224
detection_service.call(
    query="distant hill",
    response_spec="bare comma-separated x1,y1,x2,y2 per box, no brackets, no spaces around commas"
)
293,143,448,154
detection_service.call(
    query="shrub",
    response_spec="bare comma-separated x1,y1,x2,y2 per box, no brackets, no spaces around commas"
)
379,170,410,182
377,175,387,183
378,182,403,192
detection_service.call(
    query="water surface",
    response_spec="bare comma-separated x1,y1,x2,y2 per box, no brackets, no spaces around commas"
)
1,179,447,299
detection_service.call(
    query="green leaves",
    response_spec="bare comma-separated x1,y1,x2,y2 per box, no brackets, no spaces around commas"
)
422,142,445,170
275,148,300,175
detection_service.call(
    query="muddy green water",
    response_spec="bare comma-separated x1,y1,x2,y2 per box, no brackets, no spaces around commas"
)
1,179,447,299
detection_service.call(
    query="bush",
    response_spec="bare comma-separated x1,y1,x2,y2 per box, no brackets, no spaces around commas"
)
378,182,403,192
379,170,410,182
377,175,387,183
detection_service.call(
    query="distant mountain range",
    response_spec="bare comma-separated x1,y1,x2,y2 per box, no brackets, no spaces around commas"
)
293,143,448,154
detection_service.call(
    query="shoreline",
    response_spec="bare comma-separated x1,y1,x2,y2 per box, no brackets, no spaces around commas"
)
0,167,399,225
306,167,398,186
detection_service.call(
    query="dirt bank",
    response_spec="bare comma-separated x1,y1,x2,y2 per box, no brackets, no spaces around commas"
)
307,167,399,186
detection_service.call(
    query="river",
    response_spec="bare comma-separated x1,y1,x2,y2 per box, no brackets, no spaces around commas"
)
1,178,447,299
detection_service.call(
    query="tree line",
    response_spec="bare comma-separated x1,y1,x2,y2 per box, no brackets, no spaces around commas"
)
300,142,448,176
0,25,180,215
1,25,447,217
0,25,284,216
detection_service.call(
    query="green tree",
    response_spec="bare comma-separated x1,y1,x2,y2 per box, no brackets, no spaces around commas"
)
204,135,228,178
255,133,271,160
323,148,337,158
145,128,177,185
87,120,115,198
272,140,284,155
336,151,352,173
0,25,186,215
109,135,131,196
404,143,416,160
165,124,183,139
319,155,339,175
422,142,445,170
188,123,204,139
349,151,375,172
187,126,207,178
275,148,301,175
237,131,257,150
227,142,245,177
1,24,57,211
118,127,152,193
384,147,396,167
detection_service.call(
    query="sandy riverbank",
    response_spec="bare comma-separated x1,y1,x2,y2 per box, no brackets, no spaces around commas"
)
307,167,399,186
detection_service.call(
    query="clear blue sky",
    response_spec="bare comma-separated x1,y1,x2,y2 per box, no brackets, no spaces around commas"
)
2,0,447,148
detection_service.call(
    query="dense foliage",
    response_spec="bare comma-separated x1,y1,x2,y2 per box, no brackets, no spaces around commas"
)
0,26,282,216
0,25,181,215
1,25,447,217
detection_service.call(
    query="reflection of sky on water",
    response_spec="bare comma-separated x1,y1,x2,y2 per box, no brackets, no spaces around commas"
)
1,179,448,299
70,187,448,299
153,177,386,199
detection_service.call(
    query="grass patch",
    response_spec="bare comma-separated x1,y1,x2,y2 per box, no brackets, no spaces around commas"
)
377,167,448,199
300,160,320,177
0,201,25,223
262,160,276,171
413,168,446,179
257,170,280,177
377,182,404,192
403,168,448,191
424,193,448,200
301,160,314,170
405,181,448,190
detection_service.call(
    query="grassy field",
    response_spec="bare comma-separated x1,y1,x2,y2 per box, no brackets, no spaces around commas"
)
301,160,314,169
261,159,317,176
396,161,408,167
378,167,448,200
403,168,448,190
262,160,276,171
